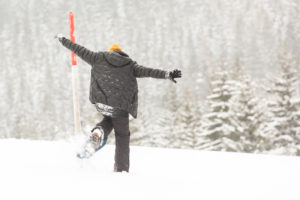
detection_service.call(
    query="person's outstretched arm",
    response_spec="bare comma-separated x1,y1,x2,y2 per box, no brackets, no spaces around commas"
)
132,62,182,83
132,62,167,79
55,35,99,65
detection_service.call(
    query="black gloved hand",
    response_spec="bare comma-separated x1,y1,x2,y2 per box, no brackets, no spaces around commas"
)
168,69,182,83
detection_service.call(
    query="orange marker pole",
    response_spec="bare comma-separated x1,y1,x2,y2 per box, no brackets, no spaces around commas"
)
69,12,81,135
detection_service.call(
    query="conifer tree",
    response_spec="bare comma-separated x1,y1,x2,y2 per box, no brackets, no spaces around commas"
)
202,69,240,151
159,83,182,148
174,89,202,149
263,53,300,155
231,74,265,153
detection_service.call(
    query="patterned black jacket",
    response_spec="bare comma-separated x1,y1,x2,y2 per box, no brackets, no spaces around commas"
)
61,38,168,118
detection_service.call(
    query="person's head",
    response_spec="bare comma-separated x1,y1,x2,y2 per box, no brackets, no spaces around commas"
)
108,44,122,52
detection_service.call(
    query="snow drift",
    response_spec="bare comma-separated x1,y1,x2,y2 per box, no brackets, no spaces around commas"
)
0,138,299,200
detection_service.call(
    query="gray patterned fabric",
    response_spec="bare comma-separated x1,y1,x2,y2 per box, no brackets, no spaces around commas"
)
61,38,168,118
95,103,128,118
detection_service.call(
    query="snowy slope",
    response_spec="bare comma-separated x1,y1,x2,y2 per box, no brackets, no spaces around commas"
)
0,138,300,200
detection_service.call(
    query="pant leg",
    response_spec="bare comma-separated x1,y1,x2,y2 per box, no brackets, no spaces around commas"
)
93,115,113,138
111,114,130,172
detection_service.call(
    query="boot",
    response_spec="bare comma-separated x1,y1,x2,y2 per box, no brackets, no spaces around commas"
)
89,128,105,150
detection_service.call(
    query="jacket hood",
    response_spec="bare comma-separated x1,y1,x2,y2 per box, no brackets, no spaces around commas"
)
103,50,132,67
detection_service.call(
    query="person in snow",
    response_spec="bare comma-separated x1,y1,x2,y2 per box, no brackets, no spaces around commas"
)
55,34,182,172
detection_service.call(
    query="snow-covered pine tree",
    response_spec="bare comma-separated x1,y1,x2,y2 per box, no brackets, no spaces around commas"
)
174,89,202,149
130,86,164,147
263,53,300,155
231,74,265,153
158,83,182,148
202,69,240,152
130,108,151,146
130,104,153,147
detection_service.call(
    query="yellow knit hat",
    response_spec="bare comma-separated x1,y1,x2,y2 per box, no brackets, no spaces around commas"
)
108,44,122,52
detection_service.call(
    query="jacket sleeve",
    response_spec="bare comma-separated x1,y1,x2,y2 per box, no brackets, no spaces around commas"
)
132,62,168,79
61,37,100,65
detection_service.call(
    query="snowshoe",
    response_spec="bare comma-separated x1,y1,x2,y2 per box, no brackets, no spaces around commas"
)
77,128,108,159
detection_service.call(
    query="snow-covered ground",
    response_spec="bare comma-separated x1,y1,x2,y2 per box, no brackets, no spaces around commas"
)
0,138,300,200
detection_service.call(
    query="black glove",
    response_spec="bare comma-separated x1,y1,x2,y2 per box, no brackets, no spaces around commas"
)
54,34,64,42
168,69,182,83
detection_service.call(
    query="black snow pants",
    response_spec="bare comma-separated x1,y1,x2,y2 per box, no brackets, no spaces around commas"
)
94,114,130,172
